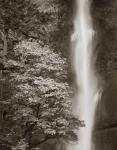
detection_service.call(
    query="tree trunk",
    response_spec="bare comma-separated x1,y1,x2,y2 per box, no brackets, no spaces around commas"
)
28,132,32,150
56,139,61,150
3,29,8,62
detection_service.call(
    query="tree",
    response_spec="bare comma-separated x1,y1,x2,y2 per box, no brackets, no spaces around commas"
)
0,0,80,149
0,0,40,60
0,40,80,150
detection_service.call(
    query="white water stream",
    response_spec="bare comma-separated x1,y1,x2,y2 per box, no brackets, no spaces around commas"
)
71,0,100,150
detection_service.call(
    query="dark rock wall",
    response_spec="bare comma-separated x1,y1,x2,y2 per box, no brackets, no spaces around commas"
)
92,0,117,76
92,1,117,150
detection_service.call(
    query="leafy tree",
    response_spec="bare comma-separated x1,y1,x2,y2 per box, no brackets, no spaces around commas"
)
0,40,80,150
0,0,40,60
0,0,80,149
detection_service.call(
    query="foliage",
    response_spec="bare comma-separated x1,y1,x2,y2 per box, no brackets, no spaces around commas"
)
0,41,80,149
0,0,41,60
0,0,80,149
0,0,39,35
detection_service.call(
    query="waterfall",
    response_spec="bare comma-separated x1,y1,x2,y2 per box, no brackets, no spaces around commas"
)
71,0,100,150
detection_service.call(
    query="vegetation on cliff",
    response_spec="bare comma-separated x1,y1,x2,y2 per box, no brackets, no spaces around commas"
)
0,0,79,150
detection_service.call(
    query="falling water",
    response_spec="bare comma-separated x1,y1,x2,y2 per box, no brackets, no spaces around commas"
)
71,0,100,150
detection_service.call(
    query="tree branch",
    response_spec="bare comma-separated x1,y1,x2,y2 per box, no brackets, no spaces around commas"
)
19,30,40,40
0,137,12,146
31,135,58,148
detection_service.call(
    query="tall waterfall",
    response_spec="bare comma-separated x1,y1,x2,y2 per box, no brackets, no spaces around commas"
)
71,0,100,150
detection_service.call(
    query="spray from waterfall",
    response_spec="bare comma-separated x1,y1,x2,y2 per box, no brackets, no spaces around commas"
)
71,0,100,150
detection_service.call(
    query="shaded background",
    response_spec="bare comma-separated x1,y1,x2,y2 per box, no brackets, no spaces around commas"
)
92,0,117,150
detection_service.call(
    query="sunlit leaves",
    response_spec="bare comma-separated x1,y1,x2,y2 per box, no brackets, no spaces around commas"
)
3,39,80,149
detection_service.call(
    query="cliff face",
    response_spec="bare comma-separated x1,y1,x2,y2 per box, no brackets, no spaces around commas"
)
92,1,117,150
92,0,117,76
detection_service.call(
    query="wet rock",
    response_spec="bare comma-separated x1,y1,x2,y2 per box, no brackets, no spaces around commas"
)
94,72,117,150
